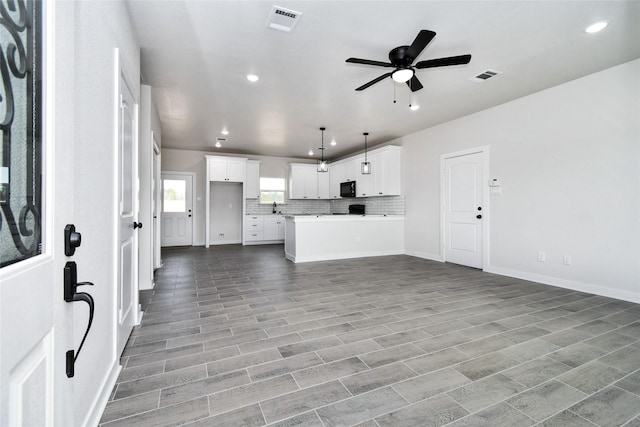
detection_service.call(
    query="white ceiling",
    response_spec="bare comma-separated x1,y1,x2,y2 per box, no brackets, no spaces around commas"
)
125,1,640,160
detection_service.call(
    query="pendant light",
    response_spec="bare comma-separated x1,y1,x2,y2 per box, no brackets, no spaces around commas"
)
361,132,371,174
317,127,328,173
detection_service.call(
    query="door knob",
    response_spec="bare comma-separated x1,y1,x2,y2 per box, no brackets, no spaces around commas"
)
64,224,82,256
476,215,482,219
134,222,143,229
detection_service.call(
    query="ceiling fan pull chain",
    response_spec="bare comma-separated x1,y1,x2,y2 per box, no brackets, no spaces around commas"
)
393,82,396,104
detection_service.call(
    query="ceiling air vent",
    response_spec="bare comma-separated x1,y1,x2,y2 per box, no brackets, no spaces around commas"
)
266,6,302,33
470,69,501,82
216,137,226,143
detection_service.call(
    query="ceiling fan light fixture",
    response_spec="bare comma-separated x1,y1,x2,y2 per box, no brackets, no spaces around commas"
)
585,21,608,33
392,68,414,83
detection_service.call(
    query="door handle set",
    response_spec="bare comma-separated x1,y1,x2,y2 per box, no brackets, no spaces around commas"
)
63,224,95,378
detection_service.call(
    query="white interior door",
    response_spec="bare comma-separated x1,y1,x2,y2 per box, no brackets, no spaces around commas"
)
117,70,141,357
1,2,73,424
161,173,193,247
152,138,162,268
444,152,484,268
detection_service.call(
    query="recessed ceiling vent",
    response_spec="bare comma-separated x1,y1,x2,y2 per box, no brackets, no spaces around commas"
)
216,137,226,143
266,6,302,33
470,69,501,82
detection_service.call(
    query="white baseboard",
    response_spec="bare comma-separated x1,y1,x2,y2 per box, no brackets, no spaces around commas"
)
289,249,404,264
209,240,242,245
138,278,155,291
485,265,640,303
82,359,122,427
404,250,444,263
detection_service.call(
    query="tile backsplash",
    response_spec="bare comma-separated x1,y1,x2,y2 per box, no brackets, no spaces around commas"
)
246,196,405,216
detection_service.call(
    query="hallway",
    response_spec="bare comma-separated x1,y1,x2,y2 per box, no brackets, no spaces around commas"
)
100,245,640,426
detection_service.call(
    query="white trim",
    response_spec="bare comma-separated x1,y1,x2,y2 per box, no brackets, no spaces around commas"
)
485,265,640,304
80,360,121,427
287,249,404,263
440,146,490,270
404,250,444,263
112,46,121,373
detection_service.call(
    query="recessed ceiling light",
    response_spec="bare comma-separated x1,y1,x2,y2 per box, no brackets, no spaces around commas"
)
215,142,221,148
585,21,608,33
308,150,314,156
330,140,337,146
221,129,229,135
410,104,420,111
246,74,259,82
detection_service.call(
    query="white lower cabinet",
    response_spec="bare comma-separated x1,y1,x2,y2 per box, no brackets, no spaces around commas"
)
244,215,285,244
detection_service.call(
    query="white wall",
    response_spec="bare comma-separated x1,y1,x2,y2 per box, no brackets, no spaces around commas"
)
162,149,311,245
399,59,640,303
67,1,140,424
210,182,243,244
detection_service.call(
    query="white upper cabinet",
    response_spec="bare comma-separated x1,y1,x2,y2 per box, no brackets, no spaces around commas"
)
289,163,318,199
288,163,332,199
289,146,400,200
317,170,330,199
329,162,345,199
207,155,246,182
355,154,375,197
371,146,401,196
246,160,260,199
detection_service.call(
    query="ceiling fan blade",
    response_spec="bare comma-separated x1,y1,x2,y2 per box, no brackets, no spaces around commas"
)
415,54,472,69
355,72,393,91
406,75,423,92
404,30,436,62
346,57,395,68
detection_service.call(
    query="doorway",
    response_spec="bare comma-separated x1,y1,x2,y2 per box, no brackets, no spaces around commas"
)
161,173,194,247
441,148,488,269
152,138,161,267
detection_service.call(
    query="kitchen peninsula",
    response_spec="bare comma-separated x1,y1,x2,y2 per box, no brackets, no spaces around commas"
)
284,215,404,263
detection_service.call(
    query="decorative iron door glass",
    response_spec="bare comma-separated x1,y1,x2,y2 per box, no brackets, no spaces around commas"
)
0,0,43,267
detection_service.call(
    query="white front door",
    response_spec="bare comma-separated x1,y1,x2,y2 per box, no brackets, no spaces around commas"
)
1,2,73,424
444,151,484,268
117,69,141,357
161,173,194,247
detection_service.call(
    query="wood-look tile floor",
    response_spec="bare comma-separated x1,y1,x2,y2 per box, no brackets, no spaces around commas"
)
100,245,640,426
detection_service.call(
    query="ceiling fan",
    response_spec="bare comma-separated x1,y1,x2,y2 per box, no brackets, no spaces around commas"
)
346,30,472,92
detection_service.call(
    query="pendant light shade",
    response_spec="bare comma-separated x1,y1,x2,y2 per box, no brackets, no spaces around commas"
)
361,132,371,175
317,127,329,172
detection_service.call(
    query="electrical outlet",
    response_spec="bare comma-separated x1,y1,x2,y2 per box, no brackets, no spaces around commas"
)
219,233,224,239
563,255,571,265
537,252,546,262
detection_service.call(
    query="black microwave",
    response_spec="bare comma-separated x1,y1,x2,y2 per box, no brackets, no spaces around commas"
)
340,181,356,198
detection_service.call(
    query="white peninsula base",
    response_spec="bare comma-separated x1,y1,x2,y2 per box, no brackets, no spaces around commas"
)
284,215,405,263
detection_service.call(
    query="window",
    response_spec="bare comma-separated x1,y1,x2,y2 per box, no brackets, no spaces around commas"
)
163,179,186,212
260,177,285,204
1,0,43,267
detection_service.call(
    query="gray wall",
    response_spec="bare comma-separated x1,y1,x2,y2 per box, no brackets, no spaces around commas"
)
399,59,640,302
